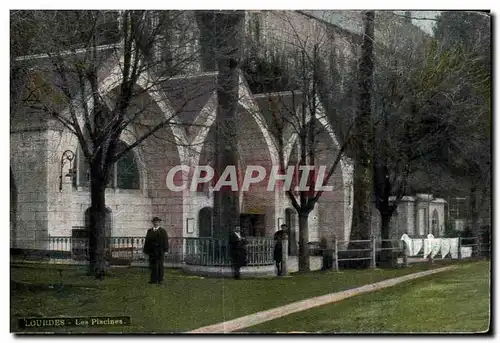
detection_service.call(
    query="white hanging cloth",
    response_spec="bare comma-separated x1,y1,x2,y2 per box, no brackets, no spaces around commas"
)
430,237,441,258
400,234,412,256
450,238,459,258
423,234,433,258
440,238,451,258
412,238,423,256
461,247,473,258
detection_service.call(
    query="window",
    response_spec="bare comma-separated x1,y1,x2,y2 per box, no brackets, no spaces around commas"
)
73,141,140,190
418,207,428,236
432,210,439,236
116,143,140,189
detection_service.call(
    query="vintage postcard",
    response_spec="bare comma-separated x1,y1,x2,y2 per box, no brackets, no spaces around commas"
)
10,9,491,334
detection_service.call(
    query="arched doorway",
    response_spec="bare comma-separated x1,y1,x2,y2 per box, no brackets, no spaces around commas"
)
10,169,17,248
432,209,439,237
285,208,298,255
198,207,213,238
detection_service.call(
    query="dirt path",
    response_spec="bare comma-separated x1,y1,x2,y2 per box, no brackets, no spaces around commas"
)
188,265,456,333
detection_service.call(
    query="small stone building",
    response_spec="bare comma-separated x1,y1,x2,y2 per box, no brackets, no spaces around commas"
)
371,194,447,238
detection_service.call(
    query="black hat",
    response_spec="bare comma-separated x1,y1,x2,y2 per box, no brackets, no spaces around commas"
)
152,217,162,223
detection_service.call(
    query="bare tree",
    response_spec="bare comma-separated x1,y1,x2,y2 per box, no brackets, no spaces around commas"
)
11,10,206,278
240,11,356,271
369,13,436,263
266,52,352,272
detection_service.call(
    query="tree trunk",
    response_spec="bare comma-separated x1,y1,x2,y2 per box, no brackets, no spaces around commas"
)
88,163,108,279
212,12,243,240
349,165,373,268
298,211,310,272
348,11,374,269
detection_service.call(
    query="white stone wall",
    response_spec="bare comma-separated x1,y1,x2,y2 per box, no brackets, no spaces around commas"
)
67,191,152,237
392,199,416,237
11,128,50,249
255,11,359,65
35,127,155,239
407,201,416,235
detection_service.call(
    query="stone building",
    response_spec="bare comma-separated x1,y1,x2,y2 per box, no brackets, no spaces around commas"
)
10,10,434,252
371,194,447,239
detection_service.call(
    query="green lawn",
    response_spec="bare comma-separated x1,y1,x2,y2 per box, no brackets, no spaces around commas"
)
241,261,491,333
10,260,470,333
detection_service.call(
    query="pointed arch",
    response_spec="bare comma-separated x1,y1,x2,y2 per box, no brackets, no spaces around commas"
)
238,72,280,166
58,55,187,164
189,92,217,166
278,96,354,242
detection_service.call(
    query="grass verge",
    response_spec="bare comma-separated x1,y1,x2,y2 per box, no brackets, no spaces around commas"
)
240,260,490,333
11,259,470,333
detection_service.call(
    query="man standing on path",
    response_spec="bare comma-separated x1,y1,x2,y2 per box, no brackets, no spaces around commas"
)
229,226,247,280
273,224,288,276
143,217,169,284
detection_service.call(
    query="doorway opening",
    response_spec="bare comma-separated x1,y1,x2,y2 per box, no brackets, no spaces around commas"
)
198,207,213,237
240,213,265,237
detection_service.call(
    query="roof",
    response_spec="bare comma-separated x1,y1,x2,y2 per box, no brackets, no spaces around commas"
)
431,198,448,204
159,73,217,128
388,195,447,203
12,48,218,135
11,47,123,134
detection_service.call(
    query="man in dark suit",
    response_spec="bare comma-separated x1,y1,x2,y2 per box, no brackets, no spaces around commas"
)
273,224,288,276
143,217,169,284
228,227,247,280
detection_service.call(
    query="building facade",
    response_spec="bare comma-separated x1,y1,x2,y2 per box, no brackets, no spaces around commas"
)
10,10,435,252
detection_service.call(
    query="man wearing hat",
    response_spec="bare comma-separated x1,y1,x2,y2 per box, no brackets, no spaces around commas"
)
143,217,169,284
228,226,247,280
273,224,288,276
